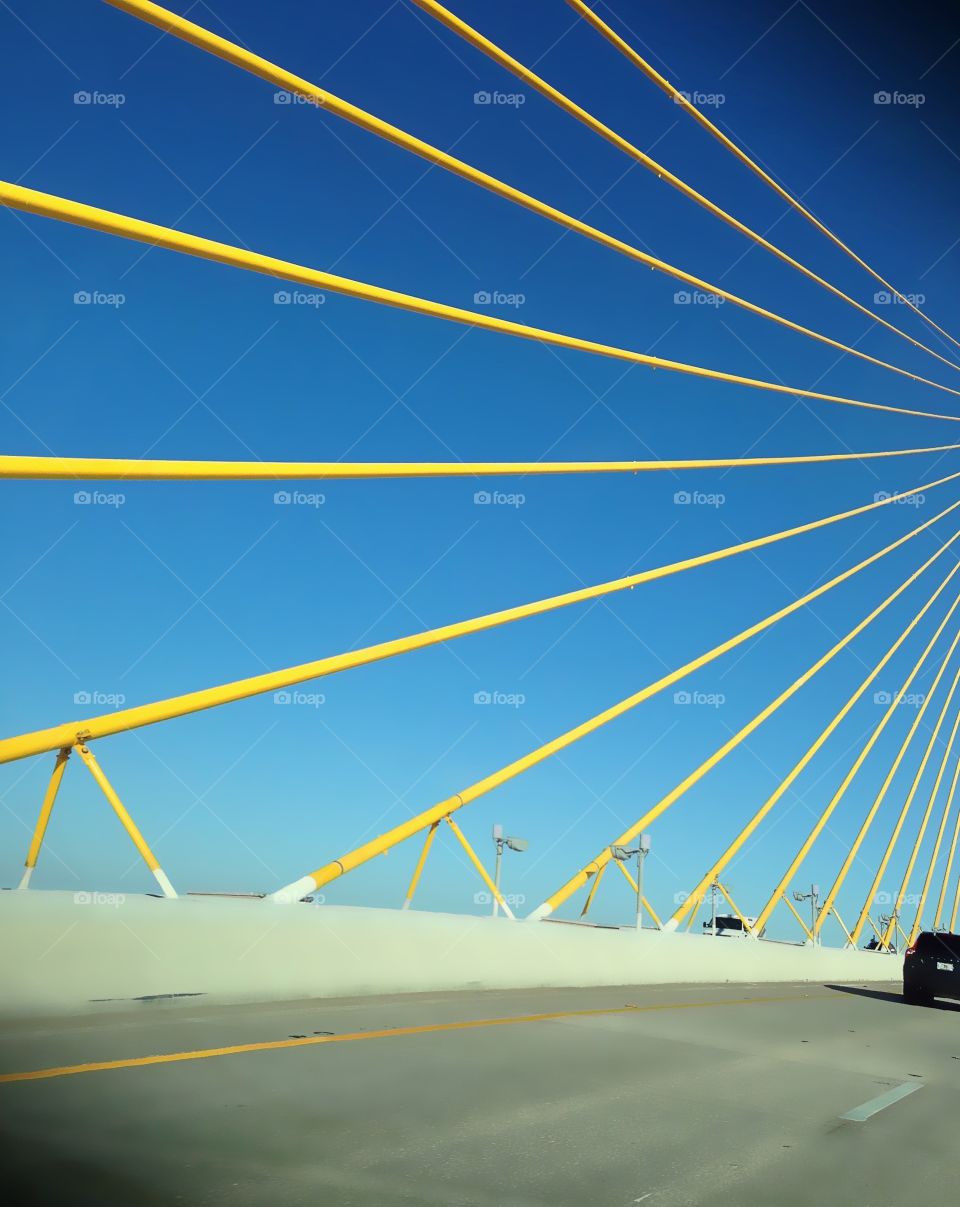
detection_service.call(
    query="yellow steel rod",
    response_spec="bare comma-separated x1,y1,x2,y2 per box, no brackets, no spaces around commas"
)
952,864,960,931
908,743,960,942
716,882,752,934
612,858,662,928
564,0,960,356
752,570,960,935
402,821,440,910
17,747,71,890
883,685,960,946
856,658,960,945
444,816,513,919
4,181,960,427
5,471,956,768
7,445,960,480
270,499,960,904
780,892,814,942
412,0,960,376
933,774,960,929
815,599,960,937
75,744,176,898
536,515,960,923
579,861,608,918
102,2,960,395
829,906,856,948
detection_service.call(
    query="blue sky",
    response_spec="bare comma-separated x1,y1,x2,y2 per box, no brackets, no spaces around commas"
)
2,0,960,941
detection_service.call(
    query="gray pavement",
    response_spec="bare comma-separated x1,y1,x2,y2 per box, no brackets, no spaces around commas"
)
1,980,958,1206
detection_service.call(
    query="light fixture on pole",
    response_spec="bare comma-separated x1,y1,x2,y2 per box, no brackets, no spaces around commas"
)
492,824,528,917
611,832,652,930
792,882,821,945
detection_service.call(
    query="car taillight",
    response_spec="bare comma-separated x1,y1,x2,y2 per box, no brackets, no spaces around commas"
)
905,945,917,957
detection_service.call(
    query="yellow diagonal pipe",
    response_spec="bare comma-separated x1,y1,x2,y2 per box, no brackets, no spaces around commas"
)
270,497,960,904
3,179,960,426
6,444,960,480
536,517,960,923
909,743,960,942
4,470,956,767
852,655,960,945
103,0,960,394
752,569,960,936
412,0,960,376
933,778,960,928
564,0,960,356
881,680,960,947
815,599,960,937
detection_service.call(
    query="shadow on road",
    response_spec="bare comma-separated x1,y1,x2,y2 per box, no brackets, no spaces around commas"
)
826,984,960,1012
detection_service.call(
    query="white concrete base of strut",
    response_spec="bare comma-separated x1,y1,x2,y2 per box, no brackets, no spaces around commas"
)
0,891,899,1018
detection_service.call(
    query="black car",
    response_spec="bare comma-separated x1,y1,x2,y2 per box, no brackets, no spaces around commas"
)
903,931,960,1004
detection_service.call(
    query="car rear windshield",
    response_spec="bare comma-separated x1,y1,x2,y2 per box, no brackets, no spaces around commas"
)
916,932,960,960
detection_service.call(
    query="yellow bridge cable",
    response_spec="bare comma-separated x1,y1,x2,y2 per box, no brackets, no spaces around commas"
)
2,468,958,767
534,521,960,922
814,611,960,937
5,182,960,429
565,0,960,357
6,444,960,480
269,493,960,904
751,586,960,936
100,2,960,397
933,774,960,929
880,676,960,948
907,730,960,943
409,0,960,377
850,647,960,944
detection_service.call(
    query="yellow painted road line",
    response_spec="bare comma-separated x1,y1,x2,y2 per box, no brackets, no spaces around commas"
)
0,992,818,1084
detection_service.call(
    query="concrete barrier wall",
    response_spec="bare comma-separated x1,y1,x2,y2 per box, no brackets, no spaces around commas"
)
0,891,900,1017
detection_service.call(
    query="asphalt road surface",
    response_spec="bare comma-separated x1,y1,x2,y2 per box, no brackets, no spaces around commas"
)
1,979,958,1206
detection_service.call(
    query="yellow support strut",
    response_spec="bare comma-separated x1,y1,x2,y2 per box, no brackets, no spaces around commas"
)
270,501,960,905
3,180,960,427
444,817,513,919
536,516,960,923
612,859,662,929
402,821,440,910
75,745,176,898
17,747,71,889
103,1,960,394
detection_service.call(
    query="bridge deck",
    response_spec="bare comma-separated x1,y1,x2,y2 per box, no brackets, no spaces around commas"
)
0,980,956,1205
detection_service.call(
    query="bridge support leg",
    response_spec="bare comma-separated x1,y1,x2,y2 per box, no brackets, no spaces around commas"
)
75,744,177,898
580,861,608,918
402,821,439,910
18,746,71,889
445,816,514,918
